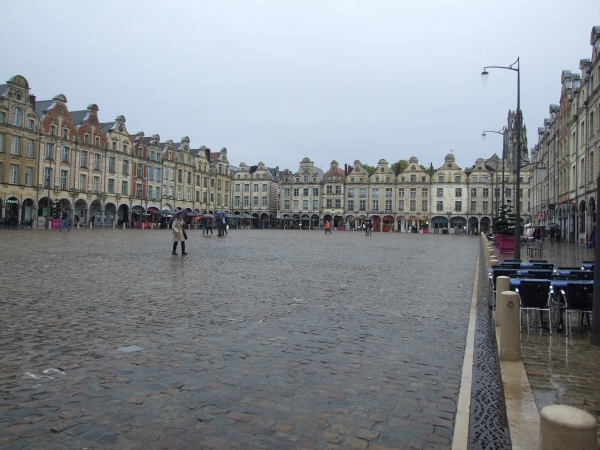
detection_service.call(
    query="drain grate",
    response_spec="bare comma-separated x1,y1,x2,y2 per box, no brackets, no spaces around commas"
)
468,246,512,450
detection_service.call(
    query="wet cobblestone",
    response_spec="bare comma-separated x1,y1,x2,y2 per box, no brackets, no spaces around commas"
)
0,229,478,449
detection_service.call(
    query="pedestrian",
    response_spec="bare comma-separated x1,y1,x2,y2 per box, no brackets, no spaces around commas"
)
59,208,71,232
587,224,596,248
90,214,95,228
172,212,187,255
549,227,555,244
206,218,213,234
74,214,79,226
325,219,331,234
223,215,228,235
555,227,561,243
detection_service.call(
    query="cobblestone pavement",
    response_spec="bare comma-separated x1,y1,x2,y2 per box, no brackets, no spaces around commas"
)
496,241,600,436
0,229,478,449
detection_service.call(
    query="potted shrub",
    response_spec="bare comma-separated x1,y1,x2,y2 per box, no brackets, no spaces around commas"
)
493,205,516,253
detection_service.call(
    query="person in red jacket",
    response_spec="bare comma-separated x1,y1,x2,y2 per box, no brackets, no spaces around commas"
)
325,220,331,234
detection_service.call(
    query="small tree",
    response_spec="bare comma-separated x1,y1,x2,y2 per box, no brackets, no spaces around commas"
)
493,204,515,235
50,199,61,219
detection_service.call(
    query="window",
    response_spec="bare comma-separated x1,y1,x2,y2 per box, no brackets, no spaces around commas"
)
293,188,299,196
438,175,444,183
347,200,354,210
177,188,181,200
137,183,143,198
471,200,476,211
455,201,462,211
123,160,129,175
437,188,443,197
0,112,5,122
225,181,229,191
123,144,128,154
410,188,416,197
519,188,523,198
505,188,512,198
399,200,405,211
481,176,488,182
156,168,161,180
186,190,191,201
62,146,69,162
156,152,160,162
108,157,115,173
495,188,501,198
399,188,404,197
436,201,443,211
326,199,332,208
108,179,115,194
93,176,100,193
80,174,87,190
455,175,461,183
26,139,34,158
60,170,68,189
303,200,309,210
472,176,478,182
50,125,56,136
410,174,416,182
95,136,100,146
262,183,267,192
326,186,332,195
282,199,289,209
372,188,379,197
12,106,22,126
293,199,298,209
313,188,318,196
385,188,392,197
9,164,18,184
304,175,309,183
25,167,32,186
359,188,366,198
385,200,392,210
421,200,428,211
44,167,51,187
253,196,258,206
313,199,319,210
359,200,366,211
422,188,428,197
252,184,258,192
410,200,416,211
0,133,3,152
482,188,489,198
483,201,489,211
80,151,88,167
62,128,68,138
303,188,309,196
471,188,477,197
177,169,182,182
335,185,342,195
348,188,354,198
137,164,143,178
372,200,379,211
156,187,160,200
455,188,462,197
244,183,250,192
149,167,154,180
11,136,20,155
262,197,267,206
121,181,128,195
45,142,54,159
94,154,100,170
84,133,90,144
236,184,241,192
235,196,241,206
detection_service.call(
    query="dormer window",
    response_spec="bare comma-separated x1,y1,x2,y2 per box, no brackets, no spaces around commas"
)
50,125,56,136
12,106,23,127
84,133,90,144
438,175,444,183
95,136,100,146
112,141,117,150
62,128,68,138
123,144,128,153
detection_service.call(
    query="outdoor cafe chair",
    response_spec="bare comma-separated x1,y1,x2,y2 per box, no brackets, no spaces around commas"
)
558,283,593,334
529,260,548,263
531,263,554,270
498,263,521,268
504,259,522,263
557,267,582,271
518,269,553,280
569,270,594,281
516,280,553,334
552,274,578,280
489,268,518,309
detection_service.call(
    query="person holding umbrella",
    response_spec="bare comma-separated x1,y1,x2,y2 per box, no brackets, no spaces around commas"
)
171,211,187,255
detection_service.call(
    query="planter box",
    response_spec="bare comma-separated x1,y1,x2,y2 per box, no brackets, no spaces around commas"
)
50,218,61,229
495,233,515,254
136,221,149,229
422,228,429,234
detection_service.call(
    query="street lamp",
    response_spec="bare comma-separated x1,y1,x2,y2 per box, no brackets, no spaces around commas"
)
489,169,496,228
481,57,522,258
482,128,507,210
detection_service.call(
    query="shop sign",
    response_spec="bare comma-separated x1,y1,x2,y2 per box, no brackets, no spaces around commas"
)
6,199,19,204
538,213,545,219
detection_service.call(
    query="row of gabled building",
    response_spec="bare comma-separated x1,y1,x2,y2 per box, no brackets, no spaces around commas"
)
1,73,533,233
529,25,600,243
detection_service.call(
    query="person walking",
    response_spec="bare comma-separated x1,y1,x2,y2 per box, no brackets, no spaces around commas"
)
549,226,555,244
206,218,213,234
325,220,331,234
90,214,95,228
172,212,187,255
555,227,561,243
59,208,71,232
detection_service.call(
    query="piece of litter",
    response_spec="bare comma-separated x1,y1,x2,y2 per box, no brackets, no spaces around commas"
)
118,345,144,353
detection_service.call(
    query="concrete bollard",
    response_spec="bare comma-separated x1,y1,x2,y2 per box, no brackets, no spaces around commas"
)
76,223,79,230
539,405,597,450
495,276,511,327
499,290,521,361
113,221,116,229
123,223,126,230
490,258,499,268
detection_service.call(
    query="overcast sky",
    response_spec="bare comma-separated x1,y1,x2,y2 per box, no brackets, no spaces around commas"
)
2,1,598,172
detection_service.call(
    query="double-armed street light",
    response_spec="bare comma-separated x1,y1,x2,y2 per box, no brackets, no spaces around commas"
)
481,58,523,259
482,128,508,211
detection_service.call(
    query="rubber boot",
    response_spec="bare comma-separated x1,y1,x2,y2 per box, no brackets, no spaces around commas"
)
181,242,187,255
172,242,178,255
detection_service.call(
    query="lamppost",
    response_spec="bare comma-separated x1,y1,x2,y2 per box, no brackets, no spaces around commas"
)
482,58,522,258
482,128,507,210
489,169,495,229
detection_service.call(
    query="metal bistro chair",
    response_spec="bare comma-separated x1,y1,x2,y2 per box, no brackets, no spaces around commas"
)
503,259,522,263
498,263,522,269
558,283,593,334
517,280,553,334
551,274,578,281
569,270,594,281
557,266,582,271
531,263,554,271
489,268,518,309
529,260,548,263
519,269,553,280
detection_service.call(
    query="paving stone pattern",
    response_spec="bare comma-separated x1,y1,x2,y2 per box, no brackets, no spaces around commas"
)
0,229,478,449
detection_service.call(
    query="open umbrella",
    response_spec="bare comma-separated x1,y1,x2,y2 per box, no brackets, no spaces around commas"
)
203,214,215,220
549,223,559,228
216,209,227,215
169,209,189,225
